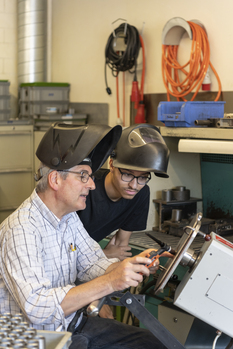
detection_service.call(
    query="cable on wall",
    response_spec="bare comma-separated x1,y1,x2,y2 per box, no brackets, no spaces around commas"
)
162,20,222,102
105,21,141,125
134,34,146,123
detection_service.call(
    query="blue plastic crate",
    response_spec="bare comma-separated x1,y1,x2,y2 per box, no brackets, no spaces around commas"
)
158,101,225,127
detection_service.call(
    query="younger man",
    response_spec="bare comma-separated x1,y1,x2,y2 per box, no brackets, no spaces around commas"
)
78,124,170,260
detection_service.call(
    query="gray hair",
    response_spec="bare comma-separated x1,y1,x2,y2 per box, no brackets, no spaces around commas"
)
35,163,68,193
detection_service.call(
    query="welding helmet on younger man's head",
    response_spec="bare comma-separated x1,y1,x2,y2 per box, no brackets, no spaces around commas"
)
36,122,122,173
111,124,170,178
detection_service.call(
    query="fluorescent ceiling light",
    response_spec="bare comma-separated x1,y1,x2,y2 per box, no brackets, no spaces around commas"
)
178,139,233,154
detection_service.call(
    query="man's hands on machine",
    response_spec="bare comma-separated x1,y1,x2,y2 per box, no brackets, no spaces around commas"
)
97,249,164,319
106,250,161,291
61,249,169,318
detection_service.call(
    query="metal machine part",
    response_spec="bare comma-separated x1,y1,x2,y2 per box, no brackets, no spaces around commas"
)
171,209,182,222
172,186,190,201
178,247,197,268
163,216,233,238
161,186,191,202
209,219,233,236
154,212,233,338
195,114,233,128
87,297,107,316
87,291,145,316
173,232,233,338
162,189,173,202
217,115,233,128
87,291,185,349
154,213,203,294
153,186,202,232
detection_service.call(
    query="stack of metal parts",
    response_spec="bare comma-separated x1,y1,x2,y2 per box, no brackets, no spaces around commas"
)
153,186,202,236
0,313,45,349
159,186,233,237
0,81,11,121
195,113,233,128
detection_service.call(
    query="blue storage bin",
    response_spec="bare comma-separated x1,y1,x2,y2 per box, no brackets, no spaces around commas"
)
158,101,225,127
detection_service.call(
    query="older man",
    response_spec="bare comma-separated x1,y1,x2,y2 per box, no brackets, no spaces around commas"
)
0,123,166,349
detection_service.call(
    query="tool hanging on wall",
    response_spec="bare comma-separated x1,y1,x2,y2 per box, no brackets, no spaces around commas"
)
134,33,146,123
161,17,222,102
105,19,146,125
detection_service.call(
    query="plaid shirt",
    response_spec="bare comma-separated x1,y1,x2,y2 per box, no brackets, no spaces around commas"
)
0,189,116,331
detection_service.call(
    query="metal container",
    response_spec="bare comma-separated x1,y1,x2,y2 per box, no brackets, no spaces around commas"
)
33,336,45,349
171,209,182,222
172,186,190,201
161,189,173,202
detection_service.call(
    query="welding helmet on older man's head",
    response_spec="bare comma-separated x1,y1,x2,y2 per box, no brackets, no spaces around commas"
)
111,124,170,178
36,122,122,173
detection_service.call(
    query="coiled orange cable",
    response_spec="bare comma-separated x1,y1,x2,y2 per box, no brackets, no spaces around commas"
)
162,21,222,101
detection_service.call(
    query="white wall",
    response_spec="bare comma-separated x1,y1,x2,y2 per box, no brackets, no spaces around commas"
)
52,0,225,229
0,0,228,229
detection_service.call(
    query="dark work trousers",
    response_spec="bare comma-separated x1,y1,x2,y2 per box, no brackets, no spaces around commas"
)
69,315,167,349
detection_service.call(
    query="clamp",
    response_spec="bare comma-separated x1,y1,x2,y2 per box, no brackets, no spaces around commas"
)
87,290,185,349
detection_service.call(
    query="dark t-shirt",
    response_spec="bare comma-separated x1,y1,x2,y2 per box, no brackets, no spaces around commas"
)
77,169,150,242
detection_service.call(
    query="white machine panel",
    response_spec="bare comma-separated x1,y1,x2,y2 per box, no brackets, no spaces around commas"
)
174,232,233,338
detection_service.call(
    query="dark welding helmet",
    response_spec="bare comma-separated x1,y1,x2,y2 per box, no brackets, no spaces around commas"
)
112,124,170,178
36,123,122,173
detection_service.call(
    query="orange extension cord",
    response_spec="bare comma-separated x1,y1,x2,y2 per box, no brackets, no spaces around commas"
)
162,21,222,101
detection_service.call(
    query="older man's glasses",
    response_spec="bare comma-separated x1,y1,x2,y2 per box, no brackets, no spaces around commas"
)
118,168,151,185
59,170,95,183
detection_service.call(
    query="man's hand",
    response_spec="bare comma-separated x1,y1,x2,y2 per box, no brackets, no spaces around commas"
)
98,304,114,319
107,255,152,292
62,251,160,316
104,244,132,260
104,234,132,260
138,248,174,274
